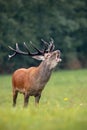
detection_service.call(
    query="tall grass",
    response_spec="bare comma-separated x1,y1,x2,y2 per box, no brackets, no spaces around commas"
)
0,69,87,130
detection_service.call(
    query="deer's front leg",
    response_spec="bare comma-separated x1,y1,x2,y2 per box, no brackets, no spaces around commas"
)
24,93,29,107
35,94,41,105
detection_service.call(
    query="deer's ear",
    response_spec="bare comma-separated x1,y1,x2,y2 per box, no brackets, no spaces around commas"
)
32,55,45,61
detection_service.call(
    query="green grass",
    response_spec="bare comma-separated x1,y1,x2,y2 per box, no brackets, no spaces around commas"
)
0,69,87,130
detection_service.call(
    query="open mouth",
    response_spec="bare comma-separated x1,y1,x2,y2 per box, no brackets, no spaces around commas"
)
56,53,62,62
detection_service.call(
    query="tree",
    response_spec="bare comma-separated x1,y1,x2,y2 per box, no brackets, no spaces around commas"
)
0,0,87,73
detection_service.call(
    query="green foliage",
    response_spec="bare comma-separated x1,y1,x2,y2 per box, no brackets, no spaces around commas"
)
0,0,87,73
0,69,87,130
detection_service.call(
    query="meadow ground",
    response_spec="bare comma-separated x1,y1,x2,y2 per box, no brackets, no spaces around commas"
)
0,69,87,130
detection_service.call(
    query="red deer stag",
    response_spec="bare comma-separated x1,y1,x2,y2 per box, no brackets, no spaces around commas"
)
8,39,61,107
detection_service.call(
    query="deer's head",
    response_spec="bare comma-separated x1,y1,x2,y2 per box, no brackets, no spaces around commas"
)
8,39,61,69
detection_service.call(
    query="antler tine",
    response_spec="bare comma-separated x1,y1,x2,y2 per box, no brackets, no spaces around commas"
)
48,38,55,52
50,38,54,44
8,43,17,51
23,42,32,56
30,41,44,55
8,43,19,60
41,39,49,46
8,52,16,60
40,39,49,53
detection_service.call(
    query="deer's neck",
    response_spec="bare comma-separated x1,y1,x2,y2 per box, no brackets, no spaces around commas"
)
37,61,53,83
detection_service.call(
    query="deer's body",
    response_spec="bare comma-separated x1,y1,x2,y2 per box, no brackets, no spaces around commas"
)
12,61,52,96
9,39,61,107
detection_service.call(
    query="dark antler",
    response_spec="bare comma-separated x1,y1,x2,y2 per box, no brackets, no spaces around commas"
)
41,38,55,52
8,39,55,60
49,38,55,52
29,41,44,55
8,42,47,60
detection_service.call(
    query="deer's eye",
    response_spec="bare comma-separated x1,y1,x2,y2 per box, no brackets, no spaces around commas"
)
46,54,51,59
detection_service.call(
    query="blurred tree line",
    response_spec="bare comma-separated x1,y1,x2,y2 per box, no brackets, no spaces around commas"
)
0,0,87,74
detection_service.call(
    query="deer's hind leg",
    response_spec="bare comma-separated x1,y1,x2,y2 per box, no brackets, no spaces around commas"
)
35,94,41,105
24,92,29,107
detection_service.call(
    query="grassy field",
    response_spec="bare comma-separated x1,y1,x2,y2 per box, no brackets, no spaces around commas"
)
0,69,87,130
